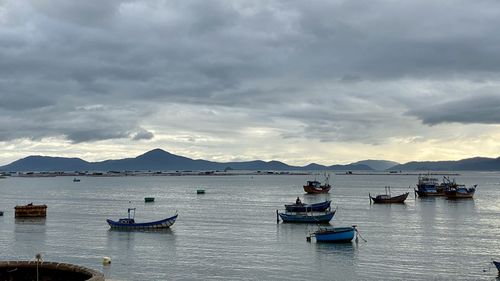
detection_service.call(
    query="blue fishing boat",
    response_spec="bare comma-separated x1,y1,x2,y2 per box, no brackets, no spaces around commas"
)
414,175,444,197
277,209,335,223
445,185,476,199
285,200,331,212
309,226,357,243
493,260,500,273
106,208,178,230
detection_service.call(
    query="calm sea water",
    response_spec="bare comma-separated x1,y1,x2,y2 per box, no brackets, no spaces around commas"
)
1,172,500,280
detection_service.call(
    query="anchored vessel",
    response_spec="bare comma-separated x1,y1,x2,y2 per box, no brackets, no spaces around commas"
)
277,209,335,223
303,174,332,194
370,186,409,204
308,225,358,243
106,208,178,230
285,200,331,212
445,184,476,199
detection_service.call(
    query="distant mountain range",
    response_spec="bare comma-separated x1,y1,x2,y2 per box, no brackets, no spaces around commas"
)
2,149,499,172
389,157,500,171
0,149,374,172
352,160,400,171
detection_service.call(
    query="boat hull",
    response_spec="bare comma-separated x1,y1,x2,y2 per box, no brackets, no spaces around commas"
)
493,261,500,272
107,214,178,230
285,200,331,212
415,189,446,197
314,227,356,243
303,185,331,194
445,190,475,199
370,192,409,204
278,210,335,223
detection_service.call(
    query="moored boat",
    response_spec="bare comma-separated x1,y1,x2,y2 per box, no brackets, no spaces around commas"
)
303,174,332,194
493,260,500,273
415,175,445,197
106,208,178,230
144,197,155,203
369,186,409,203
277,209,335,223
73,178,81,182
445,185,476,199
285,200,331,212
308,225,357,243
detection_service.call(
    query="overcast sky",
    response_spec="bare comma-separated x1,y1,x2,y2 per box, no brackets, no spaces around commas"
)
1,0,500,166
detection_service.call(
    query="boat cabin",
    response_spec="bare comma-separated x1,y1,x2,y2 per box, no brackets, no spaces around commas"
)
306,180,321,188
118,208,136,224
118,218,135,224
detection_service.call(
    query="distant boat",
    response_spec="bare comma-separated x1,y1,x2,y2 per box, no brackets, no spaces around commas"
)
197,189,205,194
308,225,357,243
370,186,409,204
0,211,3,216
303,174,332,194
144,197,155,203
445,185,476,199
106,208,178,230
277,209,335,223
285,200,331,212
73,178,81,182
493,260,500,273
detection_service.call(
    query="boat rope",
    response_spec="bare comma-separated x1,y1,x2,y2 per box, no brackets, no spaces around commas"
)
355,228,367,243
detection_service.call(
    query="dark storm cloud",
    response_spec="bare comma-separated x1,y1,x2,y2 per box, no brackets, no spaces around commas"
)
1,0,500,144
407,94,500,125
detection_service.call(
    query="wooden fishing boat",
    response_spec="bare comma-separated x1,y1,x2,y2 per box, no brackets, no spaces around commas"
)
14,203,47,218
106,208,178,230
285,200,331,212
303,174,332,194
308,226,357,243
414,175,445,197
277,209,335,223
369,186,409,203
445,185,476,199
493,260,500,273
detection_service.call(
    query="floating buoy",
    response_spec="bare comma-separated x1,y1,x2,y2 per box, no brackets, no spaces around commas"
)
102,256,111,265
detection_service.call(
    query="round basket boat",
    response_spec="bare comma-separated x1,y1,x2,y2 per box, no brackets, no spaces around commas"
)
0,261,104,281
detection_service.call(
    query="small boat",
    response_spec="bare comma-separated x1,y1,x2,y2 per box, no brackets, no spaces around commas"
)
493,260,500,273
277,209,335,223
197,189,205,194
370,186,409,204
445,185,476,199
303,174,332,194
285,200,331,212
308,225,357,243
73,178,81,182
0,211,3,216
106,208,178,230
144,197,155,203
